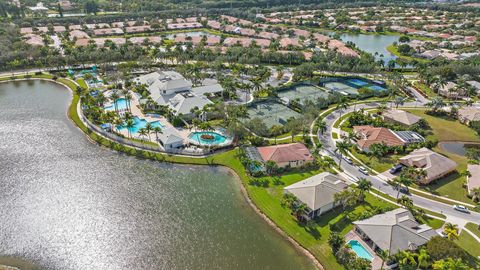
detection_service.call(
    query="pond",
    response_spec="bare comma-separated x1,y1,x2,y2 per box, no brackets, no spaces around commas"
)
328,31,400,63
0,80,316,270
438,141,480,156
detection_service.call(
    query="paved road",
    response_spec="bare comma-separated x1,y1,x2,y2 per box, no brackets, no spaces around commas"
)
318,101,480,225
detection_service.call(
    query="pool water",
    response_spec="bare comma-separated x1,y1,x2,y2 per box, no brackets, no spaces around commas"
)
117,117,164,134
368,85,387,92
348,240,374,261
189,131,227,146
104,98,129,111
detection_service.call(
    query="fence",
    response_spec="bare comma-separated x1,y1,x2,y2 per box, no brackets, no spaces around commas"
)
78,106,209,156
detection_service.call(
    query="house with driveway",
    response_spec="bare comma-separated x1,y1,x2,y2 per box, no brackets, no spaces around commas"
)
351,208,437,255
398,147,457,184
284,172,348,219
458,106,480,125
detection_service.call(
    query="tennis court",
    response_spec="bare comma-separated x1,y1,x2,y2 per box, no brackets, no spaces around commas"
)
323,81,359,95
246,100,301,128
347,78,370,87
277,84,330,105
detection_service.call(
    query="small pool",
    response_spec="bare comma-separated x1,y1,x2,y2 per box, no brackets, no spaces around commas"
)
117,117,164,134
348,240,373,261
188,131,227,146
104,98,128,111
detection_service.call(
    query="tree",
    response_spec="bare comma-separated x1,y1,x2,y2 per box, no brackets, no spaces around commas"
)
398,250,417,270
334,187,360,210
432,258,470,270
138,128,148,142
84,0,99,14
356,178,372,201
315,120,327,135
328,232,345,253
145,122,153,141
443,223,459,240
270,125,284,145
417,248,430,269
377,249,390,270
152,126,163,142
125,119,135,138
335,140,352,167
397,195,414,209
265,160,279,175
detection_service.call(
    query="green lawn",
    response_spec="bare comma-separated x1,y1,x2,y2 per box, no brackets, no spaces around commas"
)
412,82,437,98
455,231,480,258
386,45,429,63
466,223,480,238
350,147,399,173
405,109,478,203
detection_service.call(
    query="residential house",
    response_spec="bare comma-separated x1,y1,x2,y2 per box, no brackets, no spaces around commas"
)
399,147,457,184
353,209,438,255
467,164,480,195
283,172,348,219
438,82,464,98
129,36,162,45
353,125,423,152
458,107,480,125
256,143,313,168
382,109,421,126
69,30,90,41
93,28,124,36
467,81,480,94
125,25,152,34
24,34,44,46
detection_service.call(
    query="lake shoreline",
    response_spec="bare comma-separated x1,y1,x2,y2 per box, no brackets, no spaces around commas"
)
0,76,324,270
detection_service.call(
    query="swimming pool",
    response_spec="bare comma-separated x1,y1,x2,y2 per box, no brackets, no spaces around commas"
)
104,98,128,111
188,131,227,146
348,240,374,261
117,117,164,134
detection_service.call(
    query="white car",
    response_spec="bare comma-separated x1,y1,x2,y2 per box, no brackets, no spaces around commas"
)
453,205,470,214
358,166,369,175
344,156,353,164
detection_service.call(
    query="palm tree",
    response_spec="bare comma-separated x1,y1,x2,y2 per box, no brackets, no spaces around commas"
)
357,178,372,197
394,175,413,199
125,118,135,138
417,248,430,269
443,223,459,240
124,92,133,113
145,122,153,141
399,250,417,269
270,125,283,145
336,98,349,118
138,128,148,142
110,91,120,113
393,96,405,108
315,120,327,135
377,249,389,270
397,195,414,209
433,258,469,270
152,126,163,142
335,140,352,167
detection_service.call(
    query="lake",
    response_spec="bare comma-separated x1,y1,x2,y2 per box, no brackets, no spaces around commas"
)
438,141,480,156
329,32,400,63
0,80,316,270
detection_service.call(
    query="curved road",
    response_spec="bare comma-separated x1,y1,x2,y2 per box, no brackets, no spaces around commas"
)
318,101,480,225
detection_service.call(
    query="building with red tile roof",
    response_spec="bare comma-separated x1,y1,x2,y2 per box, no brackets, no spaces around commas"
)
257,143,313,168
353,125,404,152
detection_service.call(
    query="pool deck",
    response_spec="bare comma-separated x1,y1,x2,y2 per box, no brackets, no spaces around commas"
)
345,230,383,270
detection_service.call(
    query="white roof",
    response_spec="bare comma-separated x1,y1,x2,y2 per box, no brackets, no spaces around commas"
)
168,93,213,115
158,127,184,145
383,109,421,126
399,147,457,183
284,172,347,211
191,84,224,95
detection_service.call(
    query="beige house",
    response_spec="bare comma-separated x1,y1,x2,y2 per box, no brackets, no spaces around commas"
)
438,82,465,98
284,172,348,219
382,109,421,126
257,143,313,168
467,164,480,194
399,147,457,184
458,107,480,125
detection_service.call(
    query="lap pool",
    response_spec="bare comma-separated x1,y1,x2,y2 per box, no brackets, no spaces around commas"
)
348,240,374,261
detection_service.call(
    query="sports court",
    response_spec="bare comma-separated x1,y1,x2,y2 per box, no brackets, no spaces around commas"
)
246,100,301,128
323,81,359,95
277,84,330,105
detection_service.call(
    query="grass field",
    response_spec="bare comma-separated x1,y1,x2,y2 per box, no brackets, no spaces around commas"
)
455,231,480,258
350,147,399,173
405,109,478,203
465,223,480,238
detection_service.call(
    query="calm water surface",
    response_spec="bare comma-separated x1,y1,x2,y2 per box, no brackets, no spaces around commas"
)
0,80,316,270
328,32,400,63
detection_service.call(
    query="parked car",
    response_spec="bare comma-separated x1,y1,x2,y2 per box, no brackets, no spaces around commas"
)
453,205,470,213
358,166,369,175
344,156,353,164
389,164,403,174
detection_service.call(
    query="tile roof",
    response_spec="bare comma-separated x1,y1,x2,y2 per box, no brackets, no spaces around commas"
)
353,125,404,150
383,109,421,126
257,143,313,164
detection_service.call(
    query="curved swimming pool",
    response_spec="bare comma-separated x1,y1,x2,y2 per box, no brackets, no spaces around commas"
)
188,131,227,146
